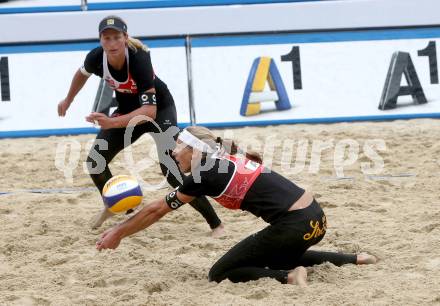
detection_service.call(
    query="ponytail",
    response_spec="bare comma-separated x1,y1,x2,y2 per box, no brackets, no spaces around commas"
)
218,138,262,164
184,126,263,164
218,138,237,155
127,36,149,52
245,151,263,164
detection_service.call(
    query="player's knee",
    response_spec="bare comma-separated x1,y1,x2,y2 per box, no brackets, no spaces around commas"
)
208,265,225,283
85,154,97,173
160,164,180,188
85,154,107,177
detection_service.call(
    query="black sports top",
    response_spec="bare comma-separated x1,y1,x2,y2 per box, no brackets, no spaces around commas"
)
179,155,305,224
82,46,172,114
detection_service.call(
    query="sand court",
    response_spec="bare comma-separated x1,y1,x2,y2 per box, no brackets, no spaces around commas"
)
0,119,439,305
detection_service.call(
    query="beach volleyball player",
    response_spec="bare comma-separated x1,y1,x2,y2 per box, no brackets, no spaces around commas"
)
57,16,223,235
96,126,376,286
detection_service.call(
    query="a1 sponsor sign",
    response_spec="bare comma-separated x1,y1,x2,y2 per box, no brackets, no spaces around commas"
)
191,35,440,125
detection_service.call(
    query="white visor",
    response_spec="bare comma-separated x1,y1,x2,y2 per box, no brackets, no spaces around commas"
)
178,130,215,153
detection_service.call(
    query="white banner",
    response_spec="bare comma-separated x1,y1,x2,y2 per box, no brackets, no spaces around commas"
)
0,45,190,135
191,35,440,125
2,0,440,44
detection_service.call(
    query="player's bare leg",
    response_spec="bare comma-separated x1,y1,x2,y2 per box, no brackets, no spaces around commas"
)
91,206,114,229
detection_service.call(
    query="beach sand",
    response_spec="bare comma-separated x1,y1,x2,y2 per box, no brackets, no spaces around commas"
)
0,119,439,305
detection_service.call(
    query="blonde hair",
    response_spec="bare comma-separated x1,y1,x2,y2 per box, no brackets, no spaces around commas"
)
185,126,263,164
127,36,149,52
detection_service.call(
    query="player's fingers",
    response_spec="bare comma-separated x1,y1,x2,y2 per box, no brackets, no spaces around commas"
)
57,104,64,116
92,112,106,119
96,241,103,250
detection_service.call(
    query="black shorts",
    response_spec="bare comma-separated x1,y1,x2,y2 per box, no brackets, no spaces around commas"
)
209,200,327,283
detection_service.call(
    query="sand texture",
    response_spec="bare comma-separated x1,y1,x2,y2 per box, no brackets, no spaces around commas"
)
0,119,439,305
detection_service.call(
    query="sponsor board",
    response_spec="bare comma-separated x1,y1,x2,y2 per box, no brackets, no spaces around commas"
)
191,32,440,125
0,44,190,136
2,29,440,137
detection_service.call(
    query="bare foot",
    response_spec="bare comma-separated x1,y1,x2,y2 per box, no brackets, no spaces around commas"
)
91,207,114,229
210,223,225,238
287,266,307,287
356,253,377,264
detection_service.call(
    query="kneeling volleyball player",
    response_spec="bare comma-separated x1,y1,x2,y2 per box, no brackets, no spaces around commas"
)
96,126,376,286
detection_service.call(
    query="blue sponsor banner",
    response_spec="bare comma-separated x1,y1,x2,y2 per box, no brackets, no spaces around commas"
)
0,39,185,54
0,0,325,14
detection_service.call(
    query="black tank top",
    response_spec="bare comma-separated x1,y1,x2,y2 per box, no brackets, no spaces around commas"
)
179,157,305,224
82,46,172,114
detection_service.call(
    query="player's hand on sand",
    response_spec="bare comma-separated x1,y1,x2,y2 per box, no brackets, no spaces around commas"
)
96,227,122,251
57,98,72,117
86,112,115,129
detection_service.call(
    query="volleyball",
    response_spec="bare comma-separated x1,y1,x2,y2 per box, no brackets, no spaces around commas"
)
102,175,143,214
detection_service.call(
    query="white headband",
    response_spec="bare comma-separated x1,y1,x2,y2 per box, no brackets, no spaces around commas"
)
178,130,215,153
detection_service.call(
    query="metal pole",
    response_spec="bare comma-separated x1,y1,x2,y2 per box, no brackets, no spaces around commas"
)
81,0,88,11
185,35,196,126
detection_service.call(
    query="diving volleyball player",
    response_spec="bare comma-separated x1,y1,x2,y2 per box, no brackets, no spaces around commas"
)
96,126,376,286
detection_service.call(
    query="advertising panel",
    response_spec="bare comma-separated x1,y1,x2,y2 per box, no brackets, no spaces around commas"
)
0,41,189,137
191,29,440,126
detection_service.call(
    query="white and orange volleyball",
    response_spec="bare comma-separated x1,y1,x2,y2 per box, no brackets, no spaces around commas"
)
102,175,143,214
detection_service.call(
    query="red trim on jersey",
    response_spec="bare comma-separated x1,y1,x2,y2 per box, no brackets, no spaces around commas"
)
213,155,263,210
105,71,138,94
